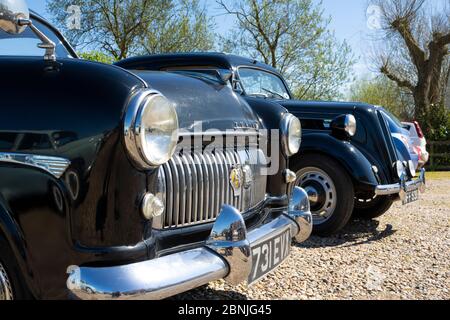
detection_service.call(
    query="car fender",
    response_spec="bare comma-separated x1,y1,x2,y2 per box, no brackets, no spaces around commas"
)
292,132,379,192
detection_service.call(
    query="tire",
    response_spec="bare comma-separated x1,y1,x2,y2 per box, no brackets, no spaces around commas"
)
353,195,394,219
292,154,354,236
0,236,31,300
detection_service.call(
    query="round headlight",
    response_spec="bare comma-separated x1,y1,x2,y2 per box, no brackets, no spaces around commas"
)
394,160,405,178
281,114,302,157
125,90,179,168
407,160,416,178
344,115,357,137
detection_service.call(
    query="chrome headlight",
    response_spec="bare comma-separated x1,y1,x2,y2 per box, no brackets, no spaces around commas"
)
394,160,406,178
344,114,357,137
331,114,357,138
406,160,416,178
281,113,302,156
124,90,179,168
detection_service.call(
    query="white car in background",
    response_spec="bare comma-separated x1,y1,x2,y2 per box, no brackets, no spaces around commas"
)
402,121,430,169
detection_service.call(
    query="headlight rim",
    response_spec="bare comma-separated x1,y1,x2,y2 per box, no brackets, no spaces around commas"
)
281,113,302,157
124,89,179,169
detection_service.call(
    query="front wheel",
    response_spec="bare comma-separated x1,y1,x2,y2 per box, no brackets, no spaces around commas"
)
292,154,355,236
0,236,30,300
353,195,394,219
0,262,13,300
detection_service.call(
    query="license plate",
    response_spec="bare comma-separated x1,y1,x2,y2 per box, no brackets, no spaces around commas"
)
248,228,291,284
402,188,419,205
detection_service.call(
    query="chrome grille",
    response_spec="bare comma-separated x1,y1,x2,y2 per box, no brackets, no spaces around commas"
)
158,148,267,229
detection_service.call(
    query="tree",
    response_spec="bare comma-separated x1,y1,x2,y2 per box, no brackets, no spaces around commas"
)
79,51,114,64
217,0,354,100
370,0,450,132
349,76,414,120
47,0,214,60
142,0,214,54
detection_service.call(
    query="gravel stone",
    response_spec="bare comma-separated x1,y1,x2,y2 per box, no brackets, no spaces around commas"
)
173,178,450,300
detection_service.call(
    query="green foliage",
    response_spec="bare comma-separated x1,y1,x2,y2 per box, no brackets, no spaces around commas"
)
79,51,115,64
142,0,215,54
47,0,214,60
349,76,414,120
426,104,450,141
218,0,354,100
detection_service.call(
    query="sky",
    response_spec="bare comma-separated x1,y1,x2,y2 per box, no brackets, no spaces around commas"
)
25,0,447,82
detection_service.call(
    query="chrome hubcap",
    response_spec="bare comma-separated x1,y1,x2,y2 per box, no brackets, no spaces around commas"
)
0,263,13,300
295,168,337,225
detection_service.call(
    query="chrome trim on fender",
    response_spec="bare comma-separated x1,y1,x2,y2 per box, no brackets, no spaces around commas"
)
375,168,426,197
67,199,311,300
0,152,70,178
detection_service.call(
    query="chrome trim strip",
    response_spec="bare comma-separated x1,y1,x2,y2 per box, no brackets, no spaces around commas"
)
0,152,70,178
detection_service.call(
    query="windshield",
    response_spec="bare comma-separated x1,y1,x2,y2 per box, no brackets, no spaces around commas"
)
238,68,290,99
0,18,73,58
380,109,406,134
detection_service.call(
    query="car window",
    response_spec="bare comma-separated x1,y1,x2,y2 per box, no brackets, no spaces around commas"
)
52,131,77,147
380,110,404,134
0,133,18,150
17,133,53,150
0,19,73,58
238,68,290,99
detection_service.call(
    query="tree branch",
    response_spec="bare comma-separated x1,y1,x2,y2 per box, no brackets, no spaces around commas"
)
380,63,415,92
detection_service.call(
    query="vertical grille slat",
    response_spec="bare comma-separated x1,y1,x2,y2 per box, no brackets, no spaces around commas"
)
168,159,178,227
163,165,173,228
192,153,203,224
199,152,210,222
160,148,267,229
174,155,186,226
182,154,193,225
186,153,199,224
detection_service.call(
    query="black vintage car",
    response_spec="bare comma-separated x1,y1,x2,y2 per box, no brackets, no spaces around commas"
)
0,2,312,300
117,52,427,236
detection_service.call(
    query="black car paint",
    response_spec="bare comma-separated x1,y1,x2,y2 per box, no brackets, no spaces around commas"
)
123,53,408,195
0,56,150,298
0,17,290,299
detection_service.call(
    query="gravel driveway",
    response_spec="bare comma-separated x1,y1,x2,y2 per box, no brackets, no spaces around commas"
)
174,177,450,300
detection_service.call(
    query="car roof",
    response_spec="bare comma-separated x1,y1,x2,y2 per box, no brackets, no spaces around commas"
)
116,52,282,75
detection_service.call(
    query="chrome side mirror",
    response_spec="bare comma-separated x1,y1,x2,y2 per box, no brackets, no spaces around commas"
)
0,0,56,62
0,0,29,34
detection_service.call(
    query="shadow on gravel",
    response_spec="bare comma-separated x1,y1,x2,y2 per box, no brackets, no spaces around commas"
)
170,285,248,300
297,219,397,249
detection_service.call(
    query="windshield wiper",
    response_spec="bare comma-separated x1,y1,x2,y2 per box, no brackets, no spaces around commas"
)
261,87,285,100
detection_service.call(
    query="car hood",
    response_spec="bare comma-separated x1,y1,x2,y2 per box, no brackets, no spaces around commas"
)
132,70,261,132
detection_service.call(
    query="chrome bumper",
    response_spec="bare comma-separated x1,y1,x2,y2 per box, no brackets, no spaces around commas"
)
375,169,426,199
66,187,312,300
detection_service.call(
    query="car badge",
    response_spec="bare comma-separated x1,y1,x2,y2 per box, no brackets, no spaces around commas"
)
230,166,243,196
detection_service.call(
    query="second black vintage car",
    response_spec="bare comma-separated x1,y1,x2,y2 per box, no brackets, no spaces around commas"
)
0,2,312,300
116,52,427,235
